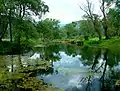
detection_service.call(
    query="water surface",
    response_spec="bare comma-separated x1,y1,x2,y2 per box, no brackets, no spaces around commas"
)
1,44,120,91
34,44,120,91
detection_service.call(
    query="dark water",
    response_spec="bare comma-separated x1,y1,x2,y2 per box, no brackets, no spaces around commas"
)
1,44,120,91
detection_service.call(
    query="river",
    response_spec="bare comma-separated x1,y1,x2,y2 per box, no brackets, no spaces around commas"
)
1,44,120,91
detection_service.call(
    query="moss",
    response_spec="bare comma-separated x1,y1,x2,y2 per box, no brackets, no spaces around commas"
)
17,77,63,91
17,77,46,91
0,68,28,89
0,59,61,91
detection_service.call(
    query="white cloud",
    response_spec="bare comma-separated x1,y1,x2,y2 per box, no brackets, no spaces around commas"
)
43,0,101,24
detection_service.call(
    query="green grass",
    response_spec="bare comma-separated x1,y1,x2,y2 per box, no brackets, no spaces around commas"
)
53,38,84,43
84,37,120,50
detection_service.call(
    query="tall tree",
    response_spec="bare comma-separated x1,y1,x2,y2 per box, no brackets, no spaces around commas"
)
0,0,9,41
107,0,120,36
107,8,120,36
13,0,49,49
100,0,112,39
79,0,102,40
0,0,49,44
79,19,95,40
64,22,77,38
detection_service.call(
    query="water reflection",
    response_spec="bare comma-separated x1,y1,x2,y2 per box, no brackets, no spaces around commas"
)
1,44,120,91
0,54,54,90
34,44,120,91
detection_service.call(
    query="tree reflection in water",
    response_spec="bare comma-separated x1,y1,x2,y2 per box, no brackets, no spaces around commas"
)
1,44,120,91
37,44,120,91
80,47,120,91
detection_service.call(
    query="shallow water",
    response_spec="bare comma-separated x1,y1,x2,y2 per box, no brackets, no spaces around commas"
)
1,44,120,91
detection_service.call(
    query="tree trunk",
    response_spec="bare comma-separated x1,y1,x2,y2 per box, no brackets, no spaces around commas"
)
17,4,22,53
101,0,110,39
98,33,102,40
18,33,21,53
104,26,109,39
93,22,102,40
102,21,109,39
9,9,12,43
0,23,8,41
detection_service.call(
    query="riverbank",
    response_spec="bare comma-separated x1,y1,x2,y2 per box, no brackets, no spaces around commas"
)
1,37,120,54
52,37,120,50
84,37,120,51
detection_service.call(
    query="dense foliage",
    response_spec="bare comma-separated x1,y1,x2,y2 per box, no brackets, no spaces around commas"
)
0,0,119,52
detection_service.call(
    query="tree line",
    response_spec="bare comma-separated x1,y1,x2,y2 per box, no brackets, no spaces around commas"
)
0,0,48,49
79,0,120,40
0,0,120,50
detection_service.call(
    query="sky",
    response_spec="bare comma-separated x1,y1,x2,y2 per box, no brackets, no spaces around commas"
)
42,0,101,24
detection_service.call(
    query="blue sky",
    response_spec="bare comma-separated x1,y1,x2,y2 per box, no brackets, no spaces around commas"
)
43,0,101,24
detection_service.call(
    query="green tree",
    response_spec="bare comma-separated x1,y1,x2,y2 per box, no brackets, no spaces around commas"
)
0,0,9,41
79,20,95,40
79,0,102,40
13,20,38,49
64,22,77,38
107,8,120,36
100,0,120,39
37,18,60,43
0,0,49,52
100,0,110,39
107,0,120,36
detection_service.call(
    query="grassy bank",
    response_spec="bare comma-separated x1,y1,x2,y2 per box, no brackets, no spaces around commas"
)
84,37,120,50
52,37,120,51
1,37,120,53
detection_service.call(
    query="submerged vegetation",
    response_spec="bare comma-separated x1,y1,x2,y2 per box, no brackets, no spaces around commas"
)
0,55,62,91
